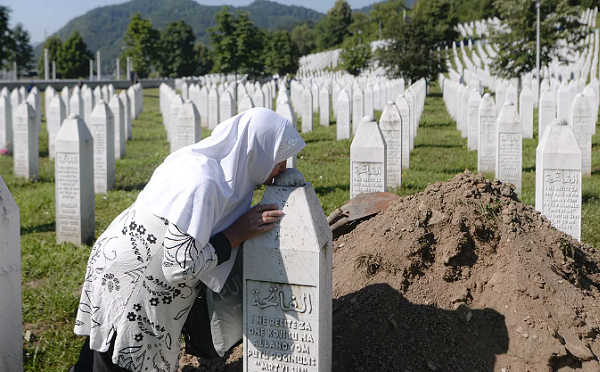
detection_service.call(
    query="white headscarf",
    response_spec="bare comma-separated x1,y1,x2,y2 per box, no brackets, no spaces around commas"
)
139,107,305,291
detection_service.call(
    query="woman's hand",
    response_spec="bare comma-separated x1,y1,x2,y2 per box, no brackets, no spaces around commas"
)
222,204,283,248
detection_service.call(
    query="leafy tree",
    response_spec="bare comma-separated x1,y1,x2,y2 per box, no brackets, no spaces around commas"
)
369,0,406,38
378,15,445,82
348,12,377,44
265,30,299,76
194,42,213,76
209,7,265,77
0,6,14,69
412,0,459,44
57,31,92,79
489,0,587,79
37,36,62,78
339,35,372,76
122,12,160,79
314,0,353,50
158,20,197,78
10,24,33,77
291,23,316,56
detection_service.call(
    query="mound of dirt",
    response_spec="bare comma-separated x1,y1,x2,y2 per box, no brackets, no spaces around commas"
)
180,171,600,372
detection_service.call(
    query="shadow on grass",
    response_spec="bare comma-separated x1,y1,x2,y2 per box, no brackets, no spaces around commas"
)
523,165,536,172
583,189,600,202
116,182,148,192
314,184,350,194
414,143,463,149
21,222,55,235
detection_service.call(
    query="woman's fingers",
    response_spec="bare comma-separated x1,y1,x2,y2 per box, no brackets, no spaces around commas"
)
252,203,279,213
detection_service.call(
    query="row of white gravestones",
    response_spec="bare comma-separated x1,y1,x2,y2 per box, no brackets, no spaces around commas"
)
350,115,387,198
54,114,95,245
0,175,23,372
243,168,332,372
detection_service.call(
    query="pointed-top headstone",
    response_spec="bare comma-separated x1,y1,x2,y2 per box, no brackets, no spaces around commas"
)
495,102,522,194
239,94,255,113
109,94,126,160
90,100,115,194
302,87,313,133
478,93,497,173
350,115,387,198
520,86,534,139
55,114,95,245
13,101,38,181
468,89,482,151
208,87,220,130
379,102,402,189
172,99,201,153
47,94,66,160
535,119,582,240
538,89,556,139
336,89,351,140
569,93,593,176
319,85,330,127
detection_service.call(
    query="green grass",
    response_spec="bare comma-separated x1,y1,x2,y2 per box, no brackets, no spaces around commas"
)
2,84,600,371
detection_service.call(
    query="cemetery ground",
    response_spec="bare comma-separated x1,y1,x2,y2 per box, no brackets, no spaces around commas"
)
2,84,600,371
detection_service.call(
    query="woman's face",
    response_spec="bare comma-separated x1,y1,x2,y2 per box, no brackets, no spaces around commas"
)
263,161,287,185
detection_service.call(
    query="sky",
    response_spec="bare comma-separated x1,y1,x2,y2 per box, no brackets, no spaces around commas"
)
4,0,376,44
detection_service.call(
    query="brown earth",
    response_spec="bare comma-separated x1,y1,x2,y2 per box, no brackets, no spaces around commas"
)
180,171,600,372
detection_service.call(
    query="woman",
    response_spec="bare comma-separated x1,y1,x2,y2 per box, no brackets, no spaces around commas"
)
70,107,306,372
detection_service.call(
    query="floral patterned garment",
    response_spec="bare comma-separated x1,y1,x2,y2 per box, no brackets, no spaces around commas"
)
75,200,219,372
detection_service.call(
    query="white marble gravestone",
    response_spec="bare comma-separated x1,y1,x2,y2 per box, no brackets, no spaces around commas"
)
379,102,402,189
61,86,71,115
276,98,297,128
119,90,132,141
468,89,482,151
109,94,126,160
336,90,351,140
520,86,534,139
90,100,115,194
0,174,22,372
82,87,95,126
55,114,95,245
47,94,66,160
569,93,593,176
70,92,84,126
199,86,209,128
395,94,410,170
244,168,332,372
496,81,507,113
239,94,255,114
350,116,387,198
557,81,572,123
535,119,582,241
253,88,265,108
169,95,184,143
10,89,20,128
44,86,56,127
319,86,330,127
352,87,364,135
538,89,556,139
220,91,235,122
302,88,313,133
506,83,518,107
478,94,497,173
172,99,201,153
0,94,12,155
208,88,220,130
364,85,374,118
13,101,38,181
495,102,522,194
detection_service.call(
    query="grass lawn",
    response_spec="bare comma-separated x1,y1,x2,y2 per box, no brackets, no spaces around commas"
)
1,83,599,371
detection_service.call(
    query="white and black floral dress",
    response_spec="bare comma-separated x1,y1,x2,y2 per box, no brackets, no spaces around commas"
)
74,200,226,372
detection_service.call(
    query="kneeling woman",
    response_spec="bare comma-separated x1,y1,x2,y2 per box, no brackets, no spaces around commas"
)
70,107,305,372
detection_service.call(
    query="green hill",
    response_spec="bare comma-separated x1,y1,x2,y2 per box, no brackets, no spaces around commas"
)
34,0,324,74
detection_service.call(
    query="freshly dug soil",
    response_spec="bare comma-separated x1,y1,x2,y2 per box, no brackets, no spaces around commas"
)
180,171,600,372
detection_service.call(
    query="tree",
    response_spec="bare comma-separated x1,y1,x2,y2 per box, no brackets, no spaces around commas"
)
57,31,92,79
489,0,587,79
265,30,300,76
291,23,316,56
122,12,160,79
369,0,406,38
0,6,14,69
158,20,197,78
194,42,213,76
340,35,372,76
412,0,459,45
378,15,446,82
10,24,33,77
209,6,265,77
314,0,353,51
37,36,62,78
